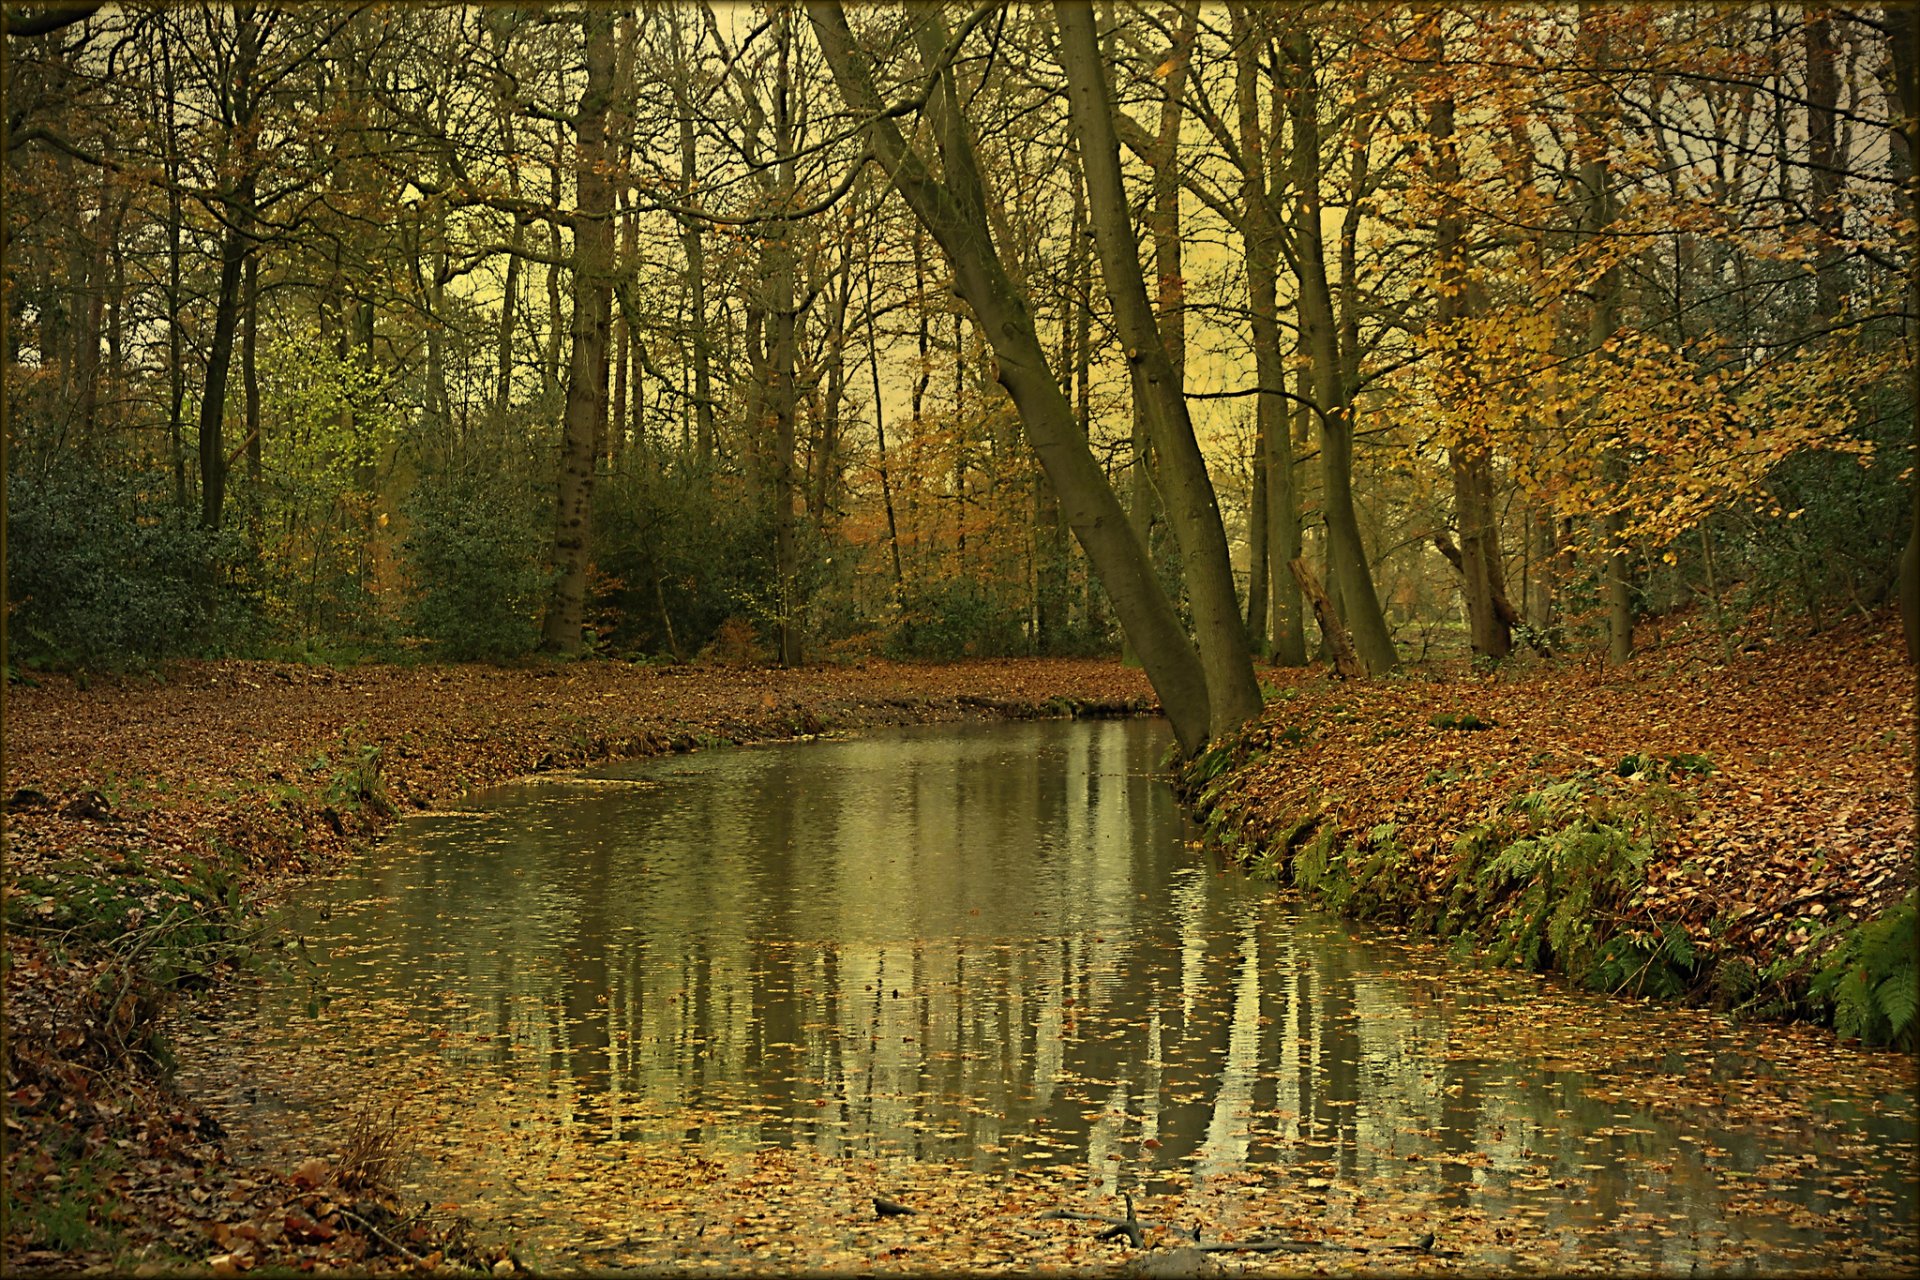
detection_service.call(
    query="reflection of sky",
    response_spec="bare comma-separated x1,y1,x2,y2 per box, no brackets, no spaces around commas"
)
219,719,1915,1268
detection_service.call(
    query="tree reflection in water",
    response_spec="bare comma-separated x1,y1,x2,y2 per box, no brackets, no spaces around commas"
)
183,720,1915,1270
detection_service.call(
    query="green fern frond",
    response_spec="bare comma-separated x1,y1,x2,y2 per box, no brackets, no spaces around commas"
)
1875,968,1917,1039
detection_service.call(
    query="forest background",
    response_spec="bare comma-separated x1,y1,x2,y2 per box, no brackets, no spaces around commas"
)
3,1,1916,744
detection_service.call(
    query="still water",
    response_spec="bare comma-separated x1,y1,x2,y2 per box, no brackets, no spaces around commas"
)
180,718,1916,1271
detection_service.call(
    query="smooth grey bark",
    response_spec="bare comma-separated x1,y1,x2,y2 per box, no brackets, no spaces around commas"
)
1282,22,1398,675
808,0,1212,753
540,6,617,655
1056,2,1263,736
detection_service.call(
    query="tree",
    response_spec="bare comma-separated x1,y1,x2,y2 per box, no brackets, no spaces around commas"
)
540,5,617,655
808,1,1214,753
1055,2,1263,737
1282,18,1400,675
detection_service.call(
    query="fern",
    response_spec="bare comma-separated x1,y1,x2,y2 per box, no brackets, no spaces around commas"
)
1809,891,1918,1049
1876,968,1917,1040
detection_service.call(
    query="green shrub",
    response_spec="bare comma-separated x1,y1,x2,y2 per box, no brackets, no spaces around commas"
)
886,578,1027,659
1429,711,1494,731
591,466,778,659
6,469,254,667
401,468,548,660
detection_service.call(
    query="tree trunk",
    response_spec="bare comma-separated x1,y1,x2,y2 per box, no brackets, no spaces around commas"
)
1284,23,1397,675
162,32,187,508
672,13,716,472
1805,7,1846,323
1429,33,1512,661
197,180,252,532
1577,7,1631,665
242,250,262,545
492,34,525,434
540,6,617,656
1289,557,1360,680
810,0,1213,753
1887,4,1919,670
610,206,631,466
1231,3,1304,664
865,253,907,608
1057,1,1263,736
1246,417,1268,650
769,11,804,667
1267,370,1308,666
543,122,566,406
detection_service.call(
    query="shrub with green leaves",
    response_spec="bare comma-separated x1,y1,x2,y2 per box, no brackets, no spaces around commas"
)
6,469,254,667
590,466,779,659
886,577,1028,659
401,468,548,660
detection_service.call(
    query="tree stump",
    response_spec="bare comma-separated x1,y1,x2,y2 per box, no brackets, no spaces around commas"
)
1288,557,1363,680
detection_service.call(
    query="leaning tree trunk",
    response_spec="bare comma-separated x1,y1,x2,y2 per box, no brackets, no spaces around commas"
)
810,0,1213,753
1057,1,1263,736
540,6,617,655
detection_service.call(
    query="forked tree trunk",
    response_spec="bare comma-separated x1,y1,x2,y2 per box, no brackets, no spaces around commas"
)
810,0,1213,753
1283,21,1397,675
1230,3,1304,664
1057,2,1264,737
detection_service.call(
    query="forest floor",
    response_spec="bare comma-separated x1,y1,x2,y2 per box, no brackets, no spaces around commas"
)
1184,607,1913,1010
1,612,1913,1274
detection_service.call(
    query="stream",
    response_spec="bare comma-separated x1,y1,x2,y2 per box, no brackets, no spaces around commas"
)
172,718,1917,1272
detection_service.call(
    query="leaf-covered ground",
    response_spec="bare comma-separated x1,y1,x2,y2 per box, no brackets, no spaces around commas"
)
2,612,1913,1274
1194,609,1913,983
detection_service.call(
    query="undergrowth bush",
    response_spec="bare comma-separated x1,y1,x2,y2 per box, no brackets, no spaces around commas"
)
591,467,778,659
886,578,1028,659
6,469,254,667
401,468,548,661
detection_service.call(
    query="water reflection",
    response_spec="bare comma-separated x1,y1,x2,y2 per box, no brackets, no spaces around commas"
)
196,719,1914,1269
